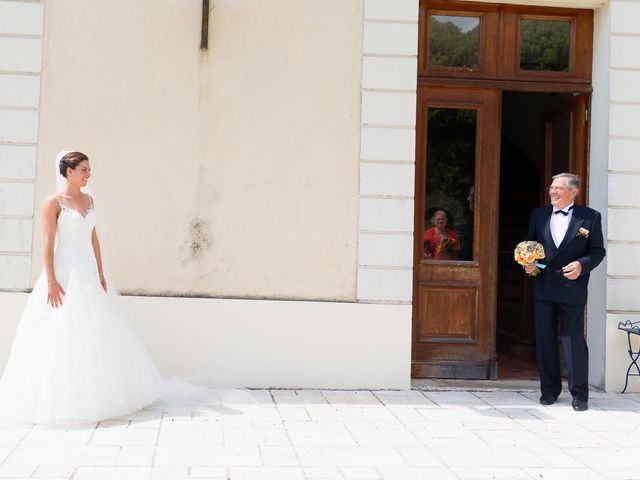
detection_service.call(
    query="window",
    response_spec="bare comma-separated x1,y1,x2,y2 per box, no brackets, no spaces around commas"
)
520,19,572,72
423,107,476,262
428,15,481,69
419,2,592,83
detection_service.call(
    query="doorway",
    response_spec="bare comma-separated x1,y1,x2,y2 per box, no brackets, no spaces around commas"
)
497,91,588,379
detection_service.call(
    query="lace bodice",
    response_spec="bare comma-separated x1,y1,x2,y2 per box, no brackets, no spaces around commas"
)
54,201,98,284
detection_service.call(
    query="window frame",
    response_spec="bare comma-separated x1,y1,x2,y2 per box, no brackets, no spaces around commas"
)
419,1,593,86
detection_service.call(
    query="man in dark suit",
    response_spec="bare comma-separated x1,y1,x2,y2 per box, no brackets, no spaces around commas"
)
525,173,606,411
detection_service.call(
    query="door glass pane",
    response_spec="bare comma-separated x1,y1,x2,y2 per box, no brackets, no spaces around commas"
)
424,108,477,262
520,19,571,72
429,15,480,69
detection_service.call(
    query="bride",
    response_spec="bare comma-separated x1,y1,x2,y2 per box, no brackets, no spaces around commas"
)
0,151,165,423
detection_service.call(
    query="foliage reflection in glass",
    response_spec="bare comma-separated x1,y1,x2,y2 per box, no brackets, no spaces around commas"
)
429,15,480,69
520,19,571,72
424,108,477,261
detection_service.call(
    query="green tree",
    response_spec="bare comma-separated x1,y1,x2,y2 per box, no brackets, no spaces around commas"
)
520,20,570,72
425,108,476,231
429,18,480,68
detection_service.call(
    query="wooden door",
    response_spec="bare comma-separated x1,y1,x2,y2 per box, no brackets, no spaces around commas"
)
542,93,589,204
412,86,500,379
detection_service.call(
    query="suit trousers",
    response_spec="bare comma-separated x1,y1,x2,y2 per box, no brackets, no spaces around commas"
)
534,300,589,402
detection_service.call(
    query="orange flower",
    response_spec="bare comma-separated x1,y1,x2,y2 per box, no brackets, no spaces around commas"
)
514,241,546,276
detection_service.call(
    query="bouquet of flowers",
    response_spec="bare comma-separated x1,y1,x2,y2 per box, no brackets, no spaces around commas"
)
435,237,456,255
514,241,546,276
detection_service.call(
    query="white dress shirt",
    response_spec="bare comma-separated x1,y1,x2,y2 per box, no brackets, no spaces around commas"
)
550,203,574,248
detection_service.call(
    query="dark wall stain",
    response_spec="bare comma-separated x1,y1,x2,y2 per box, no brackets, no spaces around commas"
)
189,219,212,260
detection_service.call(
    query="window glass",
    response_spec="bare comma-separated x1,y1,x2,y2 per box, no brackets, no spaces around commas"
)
520,19,571,72
424,108,477,262
429,15,481,69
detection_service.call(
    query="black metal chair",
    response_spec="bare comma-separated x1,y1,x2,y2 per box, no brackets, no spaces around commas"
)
618,320,640,394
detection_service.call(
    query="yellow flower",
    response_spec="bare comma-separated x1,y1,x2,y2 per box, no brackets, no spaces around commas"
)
577,228,590,238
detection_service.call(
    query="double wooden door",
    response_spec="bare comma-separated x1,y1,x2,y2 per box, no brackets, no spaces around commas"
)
412,86,500,379
412,88,590,379
412,1,593,379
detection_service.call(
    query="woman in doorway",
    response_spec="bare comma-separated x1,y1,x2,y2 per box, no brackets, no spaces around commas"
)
423,209,460,260
0,151,165,424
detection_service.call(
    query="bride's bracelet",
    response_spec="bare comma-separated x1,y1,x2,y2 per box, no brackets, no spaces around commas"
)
47,279,57,286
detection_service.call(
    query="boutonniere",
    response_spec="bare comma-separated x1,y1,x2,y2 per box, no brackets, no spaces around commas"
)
577,228,590,238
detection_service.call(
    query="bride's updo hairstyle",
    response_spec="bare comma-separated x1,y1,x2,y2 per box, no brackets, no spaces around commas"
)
59,151,89,178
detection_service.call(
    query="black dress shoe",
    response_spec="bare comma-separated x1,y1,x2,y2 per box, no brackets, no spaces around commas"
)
539,394,558,405
572,398,588,411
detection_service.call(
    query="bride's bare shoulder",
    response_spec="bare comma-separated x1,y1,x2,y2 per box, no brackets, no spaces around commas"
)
44,193,60,204
43,194,61,212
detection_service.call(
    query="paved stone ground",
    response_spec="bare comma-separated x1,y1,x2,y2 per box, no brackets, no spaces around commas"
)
0,388,639,480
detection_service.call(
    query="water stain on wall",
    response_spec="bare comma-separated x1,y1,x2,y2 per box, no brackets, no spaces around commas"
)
189,218,212,260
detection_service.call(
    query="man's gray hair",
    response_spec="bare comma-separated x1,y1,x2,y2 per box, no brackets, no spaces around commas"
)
553,173,580,191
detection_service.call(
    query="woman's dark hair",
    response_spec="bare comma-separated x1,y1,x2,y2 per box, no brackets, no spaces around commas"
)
59,152,89,178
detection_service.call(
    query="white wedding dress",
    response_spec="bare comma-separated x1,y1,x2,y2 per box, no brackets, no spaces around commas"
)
0,199,165,424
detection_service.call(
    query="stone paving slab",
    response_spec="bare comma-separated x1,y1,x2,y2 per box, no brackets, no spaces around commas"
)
0,388,638,479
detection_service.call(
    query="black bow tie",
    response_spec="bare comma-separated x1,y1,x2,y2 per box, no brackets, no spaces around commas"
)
554,205,574,216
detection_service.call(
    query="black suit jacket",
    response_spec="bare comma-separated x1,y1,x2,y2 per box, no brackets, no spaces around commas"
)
526,205,606,305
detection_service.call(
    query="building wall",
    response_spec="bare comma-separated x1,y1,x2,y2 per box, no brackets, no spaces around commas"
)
0,292,412,389
32,0,363,301
357,0,418,304
604,0,640,393
0,0,43,291
0,0,416,389
587,1,610,390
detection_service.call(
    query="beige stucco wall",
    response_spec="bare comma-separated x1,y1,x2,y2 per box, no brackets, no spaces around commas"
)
0,292,412,389
32,0,363,300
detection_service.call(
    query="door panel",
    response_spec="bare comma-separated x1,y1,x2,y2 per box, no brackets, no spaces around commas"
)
412,86,500,379
417,285,477,342
543,93,588,204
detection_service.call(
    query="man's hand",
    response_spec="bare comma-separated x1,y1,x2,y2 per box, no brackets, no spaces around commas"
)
524,263,536,274
562,261,582,280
